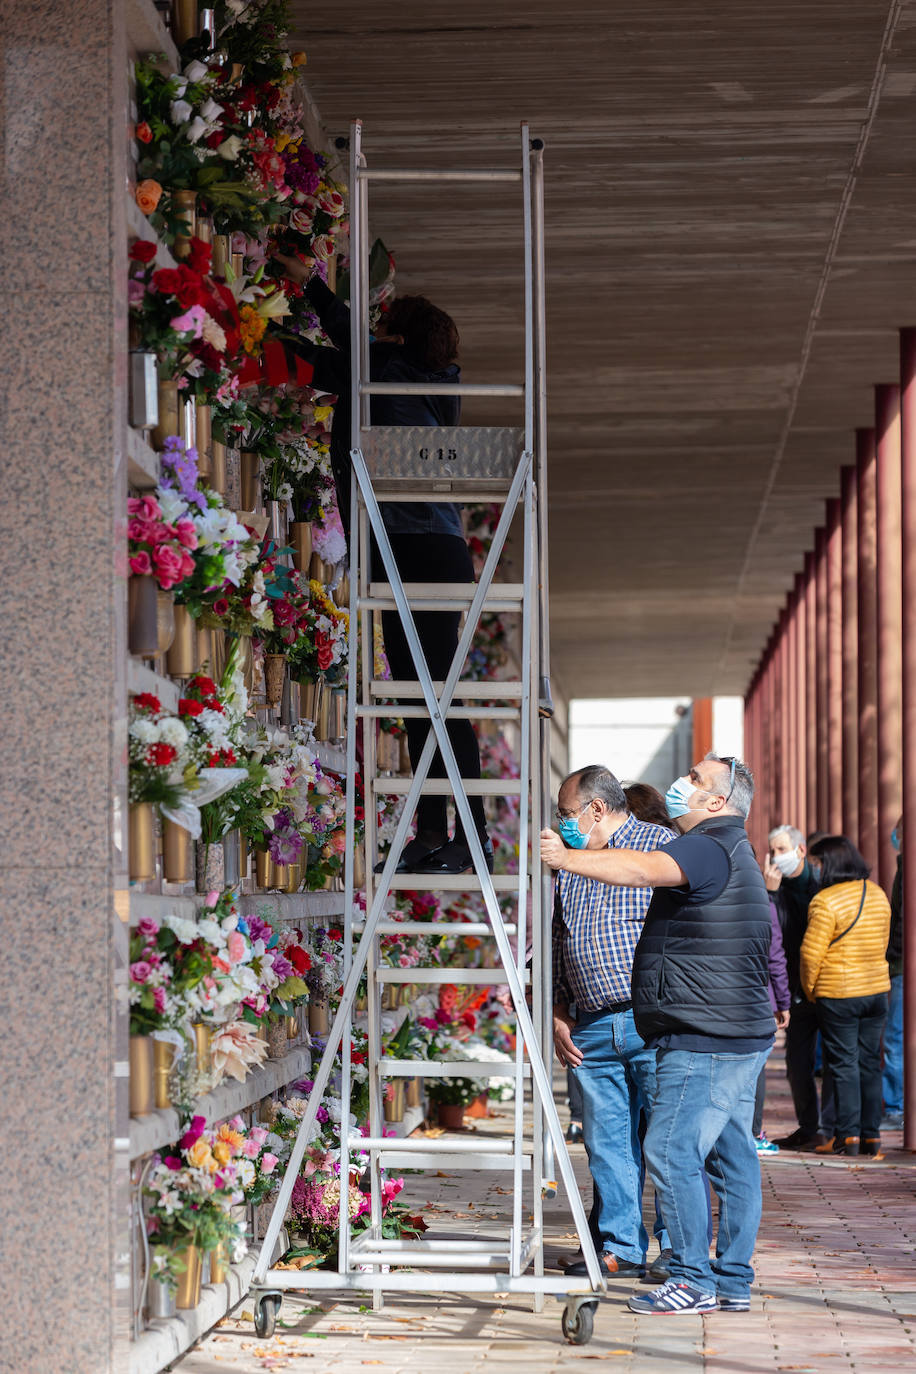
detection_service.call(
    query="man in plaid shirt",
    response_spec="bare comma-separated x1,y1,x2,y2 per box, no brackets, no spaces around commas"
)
552,764,675,1279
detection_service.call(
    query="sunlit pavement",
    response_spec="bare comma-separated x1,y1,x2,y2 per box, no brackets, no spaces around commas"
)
177,1039,916,1373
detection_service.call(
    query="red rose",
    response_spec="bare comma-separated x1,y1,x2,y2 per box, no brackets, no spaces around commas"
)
147,742,177,766
151,267,182,295
212,597,229,617
129,239,157,264
133,692,161,713
190,674,217,694
288,946,312,974
178,698,204,717
136,121,153,144
326,928,343,942
172,265,206,309
186,236,212,274
205,130,224,149
316,644,333,671
203,697,223,712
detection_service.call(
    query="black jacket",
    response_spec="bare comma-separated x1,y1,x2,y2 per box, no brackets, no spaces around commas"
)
772,861,820,998
631,815,774,1042
280,278,461,537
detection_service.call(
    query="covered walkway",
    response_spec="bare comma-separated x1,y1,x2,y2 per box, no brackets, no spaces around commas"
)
176,1056,916,1373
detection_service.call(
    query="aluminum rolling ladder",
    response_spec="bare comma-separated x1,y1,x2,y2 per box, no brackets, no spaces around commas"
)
251,121,604,1346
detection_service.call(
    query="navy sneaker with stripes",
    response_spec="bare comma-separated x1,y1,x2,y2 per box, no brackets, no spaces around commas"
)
717,1294,751,1311
628,1280,718,1315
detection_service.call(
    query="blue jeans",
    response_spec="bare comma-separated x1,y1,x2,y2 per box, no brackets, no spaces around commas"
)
883,975,904,1114
643,1046,770,1298
570,1007,668,1265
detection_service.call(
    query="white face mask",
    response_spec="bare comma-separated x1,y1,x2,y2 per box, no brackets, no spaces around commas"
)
771,848,800,877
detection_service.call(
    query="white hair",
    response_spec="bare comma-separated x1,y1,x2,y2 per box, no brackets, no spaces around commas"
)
768,823,804,848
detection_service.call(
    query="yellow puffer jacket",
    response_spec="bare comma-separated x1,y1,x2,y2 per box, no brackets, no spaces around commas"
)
800,879,891,1001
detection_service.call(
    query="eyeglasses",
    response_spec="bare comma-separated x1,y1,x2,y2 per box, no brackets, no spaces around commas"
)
721,756,737,802
554,798,594,823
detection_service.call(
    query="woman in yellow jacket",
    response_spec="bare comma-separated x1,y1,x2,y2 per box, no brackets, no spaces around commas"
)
800,835,891,1157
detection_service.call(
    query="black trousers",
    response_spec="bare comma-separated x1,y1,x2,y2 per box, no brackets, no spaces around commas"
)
785,996,835,1136
380,533,486,844
816,993,888,1139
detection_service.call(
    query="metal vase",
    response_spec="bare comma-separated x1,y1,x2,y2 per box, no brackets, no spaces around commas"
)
192,1021,212,1077
309,551,332,584
129,350,159,430
162,818,192,883
210,438,227,496
156,591,176,655
308,1001,330,1036
383,1079,406,1123
239,451,260,509
211,233,231,277
299,677,320,723
128,574,160,657
290,522,312,572
174,1245,202,1310
330,690,346,742
129,1035,154,1116
334,573,350,608
222,829,243,887
406,1076,422,1108
153,1038,176,1109
264,653,286,708
316,685,332,741
195,401,213,477
283,862,301,893
129,803,156,882
254,848,273,889
166,603,197,677
152,376,182,448
171,188,197,258
208,1239,229,1285
147,1275,176,1320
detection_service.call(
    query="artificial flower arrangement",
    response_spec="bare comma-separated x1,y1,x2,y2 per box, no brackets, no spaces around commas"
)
129,692,194,813
129,918,183,1036
145,1115,248,1290
304,925,345,1007
299,768,349,890
231,721,319,860
235,911,309,1028
128,492,198,591
286,579,348,686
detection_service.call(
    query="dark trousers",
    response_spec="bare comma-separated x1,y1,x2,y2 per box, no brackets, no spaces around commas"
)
752,1065,766,1138
567,1065,584,1121
816,993,888,1140
380,533,486,844
785,997,835,1136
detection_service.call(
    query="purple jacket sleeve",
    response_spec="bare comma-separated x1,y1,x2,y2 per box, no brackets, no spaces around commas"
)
768,900,791,1012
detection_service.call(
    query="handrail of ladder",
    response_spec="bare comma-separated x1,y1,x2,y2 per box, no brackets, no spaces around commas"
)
358,168,522,183
359,381,524,397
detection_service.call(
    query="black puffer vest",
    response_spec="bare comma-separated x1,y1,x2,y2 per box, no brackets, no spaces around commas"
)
631,815,773,1041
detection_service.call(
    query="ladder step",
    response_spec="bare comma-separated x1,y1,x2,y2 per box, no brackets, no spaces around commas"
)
379,1060,528,1078
363,581,524,613
353,921,517,936
351,1249,511,1268
386,873,521,892
360,426,526,495
376,1150,531,1172
359,705,521,720
372,778,521,795
351,1135,513,1153
360,381,523,398
371,680,524,699
376,968,528,986
358,167,522,184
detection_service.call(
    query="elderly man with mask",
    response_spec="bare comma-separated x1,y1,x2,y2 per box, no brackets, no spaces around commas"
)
541,754,774,1316
551,764,675,1280
764,824,827,1149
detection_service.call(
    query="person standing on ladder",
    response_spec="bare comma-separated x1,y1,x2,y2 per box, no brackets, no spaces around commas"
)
271,254,493,874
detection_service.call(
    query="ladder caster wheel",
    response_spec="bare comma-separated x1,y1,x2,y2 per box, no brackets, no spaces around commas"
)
562,1299,596,1345
254,1293,282,1338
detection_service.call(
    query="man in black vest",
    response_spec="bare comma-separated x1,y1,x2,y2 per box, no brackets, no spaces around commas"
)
541,754,774,1315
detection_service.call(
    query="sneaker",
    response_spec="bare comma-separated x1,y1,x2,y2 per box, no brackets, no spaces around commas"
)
882,1111,904,1129
717,1294,751,1312
566,1252,645,1279
755,1134,779,1154
628,1280,718,1315
565,1122,583,1144
648,1248,673,1281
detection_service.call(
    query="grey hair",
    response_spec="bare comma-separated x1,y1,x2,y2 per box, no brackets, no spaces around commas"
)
703,752,754,819
768,823,805,848
563,764,627,815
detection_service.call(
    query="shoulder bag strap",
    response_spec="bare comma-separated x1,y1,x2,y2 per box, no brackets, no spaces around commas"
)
828,880,868,947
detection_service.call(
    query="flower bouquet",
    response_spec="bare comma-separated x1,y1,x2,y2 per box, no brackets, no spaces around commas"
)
286,580,348,686
128,493,198,591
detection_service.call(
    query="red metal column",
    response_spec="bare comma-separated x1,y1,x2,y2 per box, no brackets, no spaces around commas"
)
875,384,903,893
794,571,808,833
786,589,799,825
764,641,777,832
775,614,789,822
804,550,818,835
898,330,916,1150
815,526,829,829
856,429,879,873
840,464,859,842
826,497,844,834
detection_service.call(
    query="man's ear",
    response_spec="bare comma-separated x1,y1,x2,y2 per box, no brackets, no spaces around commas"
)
707,792,727,814
798,843,807,858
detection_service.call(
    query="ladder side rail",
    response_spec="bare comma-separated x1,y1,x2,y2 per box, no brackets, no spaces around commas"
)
351,448,606,1296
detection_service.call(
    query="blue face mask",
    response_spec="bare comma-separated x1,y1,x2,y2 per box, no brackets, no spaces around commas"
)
557,804,596,850
892,829,901,852
665,775,699,820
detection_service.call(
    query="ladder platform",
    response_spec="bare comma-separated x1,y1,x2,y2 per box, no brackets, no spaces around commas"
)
376,968,528,986
371,680,524,699
360,426,525,493
385,873,521,892
358,167,523,185
352,921,517,936
351,1134,513,1153
377,1149,532,1172
256,1271,600,1295
349,1249,511,1269
362,581,524,613
379,1059,530,1078
359,704,521,720
372,778,521,795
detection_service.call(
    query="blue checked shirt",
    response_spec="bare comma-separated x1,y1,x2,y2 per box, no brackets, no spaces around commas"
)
552,812,676,1011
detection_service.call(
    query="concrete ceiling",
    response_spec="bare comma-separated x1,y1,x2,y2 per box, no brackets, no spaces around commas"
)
290,0,916,699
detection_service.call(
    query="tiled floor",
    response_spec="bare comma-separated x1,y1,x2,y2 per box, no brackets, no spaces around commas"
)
176,1041,916,1373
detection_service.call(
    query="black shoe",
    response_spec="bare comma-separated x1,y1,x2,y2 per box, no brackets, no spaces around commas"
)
860,1137,884,1158
773,1128,826,1150
414,837,495,875
373,836,443,875
565,1122,583,1144
566,1253,645,1279
648,1248,673,1281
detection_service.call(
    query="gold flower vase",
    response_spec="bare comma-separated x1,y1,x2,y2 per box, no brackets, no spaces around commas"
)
128,574,160,657
171,188,197,258
254,848,273,889
153,1038,176,1110
330,690,346,742
239,451,260,510
152,377,183,448
210,438,227,497
264,653,286,708
308,1001,330,1036
208,1239,229,1286
129,1035,154,1116
352,845,366,889
286,1011,300,1041
315,686,332,741
298,677,321,724
192,1021,212,1077
174,1245,202,1310
156,591,176,655
129,803,156,881
380,984,399,1011
195,625,214,673
195,401,213,477
283,862,301,894
308,552,332,584
290,522,312,573
406,1076,422,1108
166,603,197,677
211,233,231,277
383,1079,406,1123
162,818,192,883
334,573,350,608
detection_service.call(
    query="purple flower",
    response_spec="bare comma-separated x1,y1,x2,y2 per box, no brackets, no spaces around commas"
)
163,1155,182,1171
160,436,207,512
268,807,305,864
270,951,294,983
316,1106,329,1124
179,1115,206,1150
247,915,274,946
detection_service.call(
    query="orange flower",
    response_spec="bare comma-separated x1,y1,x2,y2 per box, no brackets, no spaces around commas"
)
187,1138,216,1171
212,1140,232,1166
136,121,153,144
291,51,307,66
217,1125,244,1152
136,179,162,214
463,935,482,950
239,303,267,354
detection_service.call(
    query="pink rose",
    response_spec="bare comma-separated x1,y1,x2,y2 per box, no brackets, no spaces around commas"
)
136,495,161,522
152,544,185,589
129,552,153,576
136,917,159,939
250,1126,268,1147
164,1155,182,1171
226,931,246,964
261,1152,278,1175
175,519,198,550
152,987,167,1013
129,960,152,983
289,207,314,235
317,189,345,218
179,1115,207,1150
242,1138,260,1159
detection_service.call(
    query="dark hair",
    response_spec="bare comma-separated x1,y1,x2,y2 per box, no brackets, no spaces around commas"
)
808,834,870,886
623,782,670,828
565,764,627,815
383,294,459,371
